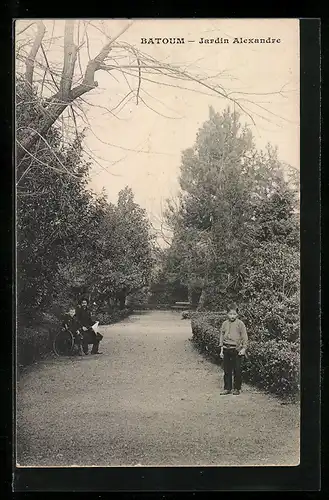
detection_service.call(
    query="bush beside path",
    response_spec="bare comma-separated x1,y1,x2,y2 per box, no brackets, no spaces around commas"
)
17,311,299,467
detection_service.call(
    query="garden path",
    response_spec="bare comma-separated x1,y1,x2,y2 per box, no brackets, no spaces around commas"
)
17,310,299,466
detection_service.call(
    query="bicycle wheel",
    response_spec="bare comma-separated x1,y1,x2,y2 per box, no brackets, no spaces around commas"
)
53,329,74,356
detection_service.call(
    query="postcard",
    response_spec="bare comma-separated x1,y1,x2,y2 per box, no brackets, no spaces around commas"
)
15,18,302,471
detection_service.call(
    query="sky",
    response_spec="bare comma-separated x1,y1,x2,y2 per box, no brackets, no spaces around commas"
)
16,19,300,239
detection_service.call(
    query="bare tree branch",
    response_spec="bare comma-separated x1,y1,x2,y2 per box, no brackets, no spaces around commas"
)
135,55,141,104
69,21,133,101
109,90,134,113
40,43,60,91
16,19,290,173
17,21,133,163
138,95,182,120
140,87,184,118
17,126,81,180
16,22,36,37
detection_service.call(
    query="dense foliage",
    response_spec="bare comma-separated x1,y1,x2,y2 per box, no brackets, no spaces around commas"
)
156,106,300,397
16,77,154,365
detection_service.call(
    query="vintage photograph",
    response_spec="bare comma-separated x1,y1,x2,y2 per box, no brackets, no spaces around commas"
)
15,18,300,467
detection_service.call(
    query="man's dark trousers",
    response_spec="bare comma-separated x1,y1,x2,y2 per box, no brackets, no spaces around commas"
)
82,329,103,354
223,347,242,391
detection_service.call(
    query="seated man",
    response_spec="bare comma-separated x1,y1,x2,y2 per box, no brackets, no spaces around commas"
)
62,307,84,355
75,298,103,355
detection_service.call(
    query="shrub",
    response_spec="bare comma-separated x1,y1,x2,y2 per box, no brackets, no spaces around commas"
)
238,293,300,343
242,340,299,398
191,314,299,399
94,307,133,326
191,315,223,361
191,311,227,329
126,288,151,310
17,315,60,369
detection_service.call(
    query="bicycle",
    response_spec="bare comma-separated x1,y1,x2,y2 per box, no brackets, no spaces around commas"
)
53,327,83,356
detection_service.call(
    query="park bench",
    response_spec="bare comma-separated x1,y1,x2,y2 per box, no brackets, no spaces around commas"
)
170,301,190,311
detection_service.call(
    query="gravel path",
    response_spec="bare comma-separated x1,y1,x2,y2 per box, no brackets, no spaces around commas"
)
16,310,299,467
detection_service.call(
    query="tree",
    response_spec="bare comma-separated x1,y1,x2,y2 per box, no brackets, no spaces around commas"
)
163,106,299,311
165,107,255,308
16,76,154,325
237,155,300,341
249,149,299,248
16,77,96,322
74,187,154,310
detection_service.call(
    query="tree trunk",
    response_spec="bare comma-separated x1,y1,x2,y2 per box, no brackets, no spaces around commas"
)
187,284,193,308
119,294,126,310
25,22,46,89
17,21,133,164
197,287,207,311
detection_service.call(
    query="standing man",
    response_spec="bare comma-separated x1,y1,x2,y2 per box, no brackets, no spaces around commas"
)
219,303,248,395
75,298,103,355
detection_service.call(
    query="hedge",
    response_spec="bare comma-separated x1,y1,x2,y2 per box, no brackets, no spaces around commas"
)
191,314,299,399
17,313,60,369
